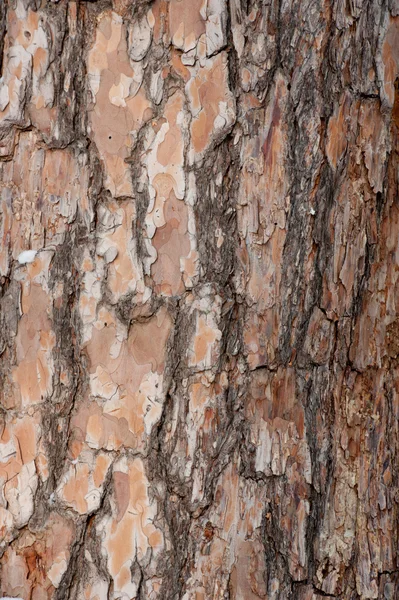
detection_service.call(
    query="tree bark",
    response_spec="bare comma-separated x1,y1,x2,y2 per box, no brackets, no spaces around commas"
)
0,0,399,598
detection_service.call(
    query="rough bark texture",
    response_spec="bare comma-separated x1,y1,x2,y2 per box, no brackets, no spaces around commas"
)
0,0,399,598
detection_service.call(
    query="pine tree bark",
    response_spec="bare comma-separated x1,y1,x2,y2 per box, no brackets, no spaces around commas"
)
0,0,399,598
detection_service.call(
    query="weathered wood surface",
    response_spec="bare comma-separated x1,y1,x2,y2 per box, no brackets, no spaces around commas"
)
0,0,399,598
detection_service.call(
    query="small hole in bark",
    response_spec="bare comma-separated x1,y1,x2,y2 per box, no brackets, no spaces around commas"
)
108,135,112,139
24,31,31,39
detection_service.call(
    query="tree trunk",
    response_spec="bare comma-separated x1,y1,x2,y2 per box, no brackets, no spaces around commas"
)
0,0,399,598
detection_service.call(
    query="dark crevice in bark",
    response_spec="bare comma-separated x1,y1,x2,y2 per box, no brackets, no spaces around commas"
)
0,0,7,80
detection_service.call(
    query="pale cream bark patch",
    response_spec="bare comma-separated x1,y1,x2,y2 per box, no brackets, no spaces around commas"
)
97,457,164,599
87,11,153,197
